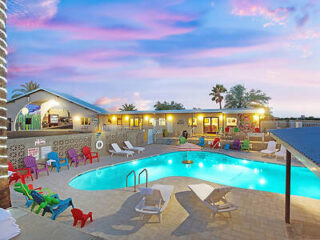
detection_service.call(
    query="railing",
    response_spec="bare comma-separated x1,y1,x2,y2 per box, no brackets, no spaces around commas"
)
126,170,136,192
138,168,148,187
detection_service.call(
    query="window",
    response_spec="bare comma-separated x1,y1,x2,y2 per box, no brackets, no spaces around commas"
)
226,117,237,126
117,118,122,125
188,118,197,127
149,118,156,126
130,118,142,127
81,117,91,126
159,118,166,126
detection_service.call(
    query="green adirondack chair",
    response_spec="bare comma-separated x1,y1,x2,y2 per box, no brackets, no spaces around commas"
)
241,139,250,152
179,137,187,144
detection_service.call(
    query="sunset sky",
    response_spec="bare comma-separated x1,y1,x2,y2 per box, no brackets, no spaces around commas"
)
6,0,320,117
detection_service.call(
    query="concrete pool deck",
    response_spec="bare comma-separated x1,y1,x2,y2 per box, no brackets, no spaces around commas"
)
9,144,320,240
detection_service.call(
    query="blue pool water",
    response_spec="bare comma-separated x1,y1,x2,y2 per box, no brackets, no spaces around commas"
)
69,151,320,199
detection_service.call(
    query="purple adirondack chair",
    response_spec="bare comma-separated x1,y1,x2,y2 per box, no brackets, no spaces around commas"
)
68,148,86,167
24,156,49,179
231,139,241,150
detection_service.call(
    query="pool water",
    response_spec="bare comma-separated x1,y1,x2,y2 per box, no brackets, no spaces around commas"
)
69,151,320,199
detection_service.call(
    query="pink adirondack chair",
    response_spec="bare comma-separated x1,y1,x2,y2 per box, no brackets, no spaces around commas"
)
23,156,49,179
68,149,87,167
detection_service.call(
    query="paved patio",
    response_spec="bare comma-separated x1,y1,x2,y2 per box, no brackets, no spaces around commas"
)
9,144,320,240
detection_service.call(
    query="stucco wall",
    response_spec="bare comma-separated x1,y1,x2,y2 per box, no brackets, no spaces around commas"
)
8,130,145,168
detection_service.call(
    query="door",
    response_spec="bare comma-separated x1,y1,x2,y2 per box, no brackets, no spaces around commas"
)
203,117,219,133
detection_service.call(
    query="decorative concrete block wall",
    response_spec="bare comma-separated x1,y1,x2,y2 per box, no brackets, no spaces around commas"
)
8,129,145,168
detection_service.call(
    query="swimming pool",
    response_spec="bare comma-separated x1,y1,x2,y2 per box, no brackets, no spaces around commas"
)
69,151,320,199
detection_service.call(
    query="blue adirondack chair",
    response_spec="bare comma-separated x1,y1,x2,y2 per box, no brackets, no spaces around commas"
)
42,196,74,220
48,152,69,173
197,137,205,147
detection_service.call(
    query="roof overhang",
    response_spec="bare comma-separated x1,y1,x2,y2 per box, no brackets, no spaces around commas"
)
270,132,320,178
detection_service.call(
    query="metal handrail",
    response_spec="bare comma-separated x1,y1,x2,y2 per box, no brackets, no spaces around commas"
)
138,168,148,187
126,170,136,192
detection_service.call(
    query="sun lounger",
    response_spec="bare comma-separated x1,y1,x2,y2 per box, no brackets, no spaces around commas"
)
261,141,277,157
188,183,237,218
135,184,174,223
275,145,286,160
124,141,145,153
109,143,134,158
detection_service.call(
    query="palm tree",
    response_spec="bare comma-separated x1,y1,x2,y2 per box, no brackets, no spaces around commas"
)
209,84,227,109
119,103,137,111
11,81,40,99
0,0,10,208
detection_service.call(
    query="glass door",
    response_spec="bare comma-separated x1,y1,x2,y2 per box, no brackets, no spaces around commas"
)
203,117,219,133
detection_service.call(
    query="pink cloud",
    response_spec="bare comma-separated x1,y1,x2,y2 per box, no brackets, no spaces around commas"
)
230,0,295,26
8,0,60,30
94,97,122,106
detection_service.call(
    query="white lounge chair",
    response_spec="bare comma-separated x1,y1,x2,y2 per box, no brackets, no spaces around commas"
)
188,183,237,218
135,184,174,223
275,145,286,160
124,141,145,153
261,141,277,157
109,143,134,158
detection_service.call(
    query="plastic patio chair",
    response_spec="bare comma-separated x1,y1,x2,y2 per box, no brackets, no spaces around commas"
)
48,152,70,173
8,162,33,184
68,148,87,167
24,156,49,179
231,139,241,150
197,137,205,147
82,146,99,164
210,138,220,149
179,137,187,144
234,127,239,134
241,139,250,152
71,208,93,228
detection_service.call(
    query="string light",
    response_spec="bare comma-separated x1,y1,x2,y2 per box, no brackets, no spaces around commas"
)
0,8,7,18
0,164,8,168
0,126,7,130
0,136,7,140
0,1,7,10
0,155,8,158
0,19,5,29
0,87,7,93
0,56,6,64
0,98,7,102
0,45,7,55
0,37,6,47
0,116,6,120
0,29,7,38
0,76,7,83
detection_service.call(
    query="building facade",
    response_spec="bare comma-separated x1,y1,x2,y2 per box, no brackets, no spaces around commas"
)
99,108,264,137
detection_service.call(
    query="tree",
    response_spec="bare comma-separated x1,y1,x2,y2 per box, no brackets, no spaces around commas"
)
225,84,271,108
209,84,227,109
154,101,185,110
119,103,137,111
11,81,40,99
0,0,10,208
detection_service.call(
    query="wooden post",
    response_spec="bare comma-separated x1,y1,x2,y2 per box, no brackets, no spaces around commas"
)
285,150,291,224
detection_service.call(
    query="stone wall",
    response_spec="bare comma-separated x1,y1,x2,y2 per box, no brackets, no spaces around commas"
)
8,129,145,168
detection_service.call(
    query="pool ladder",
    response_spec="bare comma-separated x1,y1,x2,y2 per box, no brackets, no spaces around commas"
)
126,168,148,192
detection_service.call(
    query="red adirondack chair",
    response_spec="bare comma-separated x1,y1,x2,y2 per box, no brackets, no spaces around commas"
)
210,138,220,149
71,208,93,228
82,146,99,164
8,162,33,184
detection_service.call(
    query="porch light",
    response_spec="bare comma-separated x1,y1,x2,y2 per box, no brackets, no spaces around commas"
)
219,115,223,121
253,115,259,121
112,116,116,121
21,107,29,115
144,116,149,121
125,116,129,121
74,116,80,121
198,115,203,121
167,115,173,121
259,108,265,115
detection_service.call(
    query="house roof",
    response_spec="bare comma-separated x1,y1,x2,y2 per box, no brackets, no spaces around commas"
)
270,127,320,177
106,108,261,115
8,88,108,114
